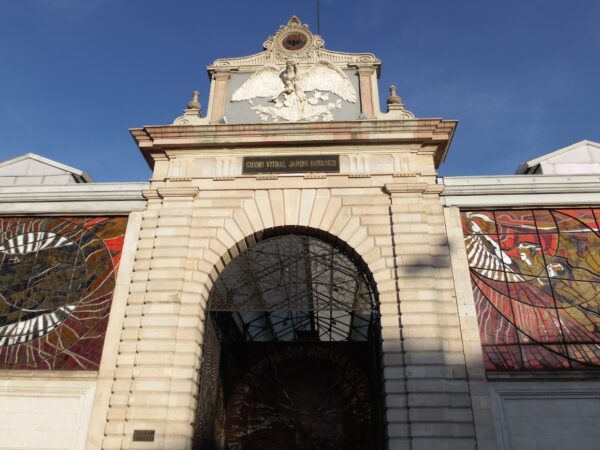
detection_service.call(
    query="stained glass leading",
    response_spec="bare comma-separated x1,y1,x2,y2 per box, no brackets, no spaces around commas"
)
0,216,127,370
462,208,600,371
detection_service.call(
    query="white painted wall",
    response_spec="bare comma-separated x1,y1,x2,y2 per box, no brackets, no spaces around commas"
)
540,142,600,174
0,156,90,185
516,140,600,175
490,381,600,450
0,378,96,450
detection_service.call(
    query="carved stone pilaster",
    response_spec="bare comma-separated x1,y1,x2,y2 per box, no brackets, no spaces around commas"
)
209,69,231,123
354,65,376,118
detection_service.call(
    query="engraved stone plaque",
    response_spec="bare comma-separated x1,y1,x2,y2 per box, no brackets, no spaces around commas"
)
242,155,339,174
132,430,155,442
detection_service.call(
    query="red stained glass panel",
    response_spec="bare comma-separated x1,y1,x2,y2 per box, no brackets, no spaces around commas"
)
461,211,497,235
462,208,600,371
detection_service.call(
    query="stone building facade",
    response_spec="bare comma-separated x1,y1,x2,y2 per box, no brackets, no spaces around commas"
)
1,16,599,450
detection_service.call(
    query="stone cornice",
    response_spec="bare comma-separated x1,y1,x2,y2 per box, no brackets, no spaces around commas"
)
0,183,148,203
384,182,444,195
154,186,201,198
208,49,381,75
130,119,457,169
0,182,148,214
442,175,600,207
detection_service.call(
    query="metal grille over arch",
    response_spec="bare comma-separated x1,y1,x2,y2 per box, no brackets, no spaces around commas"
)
194,230,384,450
208,232,379,342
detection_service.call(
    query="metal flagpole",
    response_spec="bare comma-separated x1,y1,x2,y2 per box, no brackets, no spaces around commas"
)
317,0,321,35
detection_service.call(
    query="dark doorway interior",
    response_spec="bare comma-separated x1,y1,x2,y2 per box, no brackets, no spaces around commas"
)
194,232,384,450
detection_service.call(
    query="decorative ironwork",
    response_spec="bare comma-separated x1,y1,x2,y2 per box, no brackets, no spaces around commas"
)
195,233,383,449
462,208,600,370
195,316,224,449
209,234,378,342
222,344,376,450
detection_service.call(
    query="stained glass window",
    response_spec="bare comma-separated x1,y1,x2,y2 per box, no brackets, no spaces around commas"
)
0,216,127,370
461,208,600,371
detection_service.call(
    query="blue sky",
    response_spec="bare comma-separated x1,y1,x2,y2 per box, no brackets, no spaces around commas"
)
1,1,598,181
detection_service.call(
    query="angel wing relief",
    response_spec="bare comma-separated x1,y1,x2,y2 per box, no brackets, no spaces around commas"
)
231,60,357,122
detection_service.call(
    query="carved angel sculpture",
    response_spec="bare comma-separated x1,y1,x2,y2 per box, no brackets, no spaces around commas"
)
231,61,356,122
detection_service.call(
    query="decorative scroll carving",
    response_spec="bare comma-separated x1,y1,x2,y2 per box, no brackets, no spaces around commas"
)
209,16,380,69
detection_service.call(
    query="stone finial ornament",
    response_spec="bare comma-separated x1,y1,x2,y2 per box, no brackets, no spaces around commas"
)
385,84,415,119
386,85,402,106
187,90,201,111
173,89,208,125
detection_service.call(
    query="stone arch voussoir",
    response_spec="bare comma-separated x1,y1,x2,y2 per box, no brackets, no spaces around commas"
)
197,189,387,307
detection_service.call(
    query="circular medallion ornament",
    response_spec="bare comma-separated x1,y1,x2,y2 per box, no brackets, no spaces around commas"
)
281,32,308,51
271,16,320,59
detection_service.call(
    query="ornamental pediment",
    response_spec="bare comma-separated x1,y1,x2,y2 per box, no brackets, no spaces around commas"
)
205,16,381,124
209,16,380,71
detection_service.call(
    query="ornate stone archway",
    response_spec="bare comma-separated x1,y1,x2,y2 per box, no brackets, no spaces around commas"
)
97,17,477,450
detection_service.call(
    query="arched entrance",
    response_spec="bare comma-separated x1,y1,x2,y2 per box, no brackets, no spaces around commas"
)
194,229,384,449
